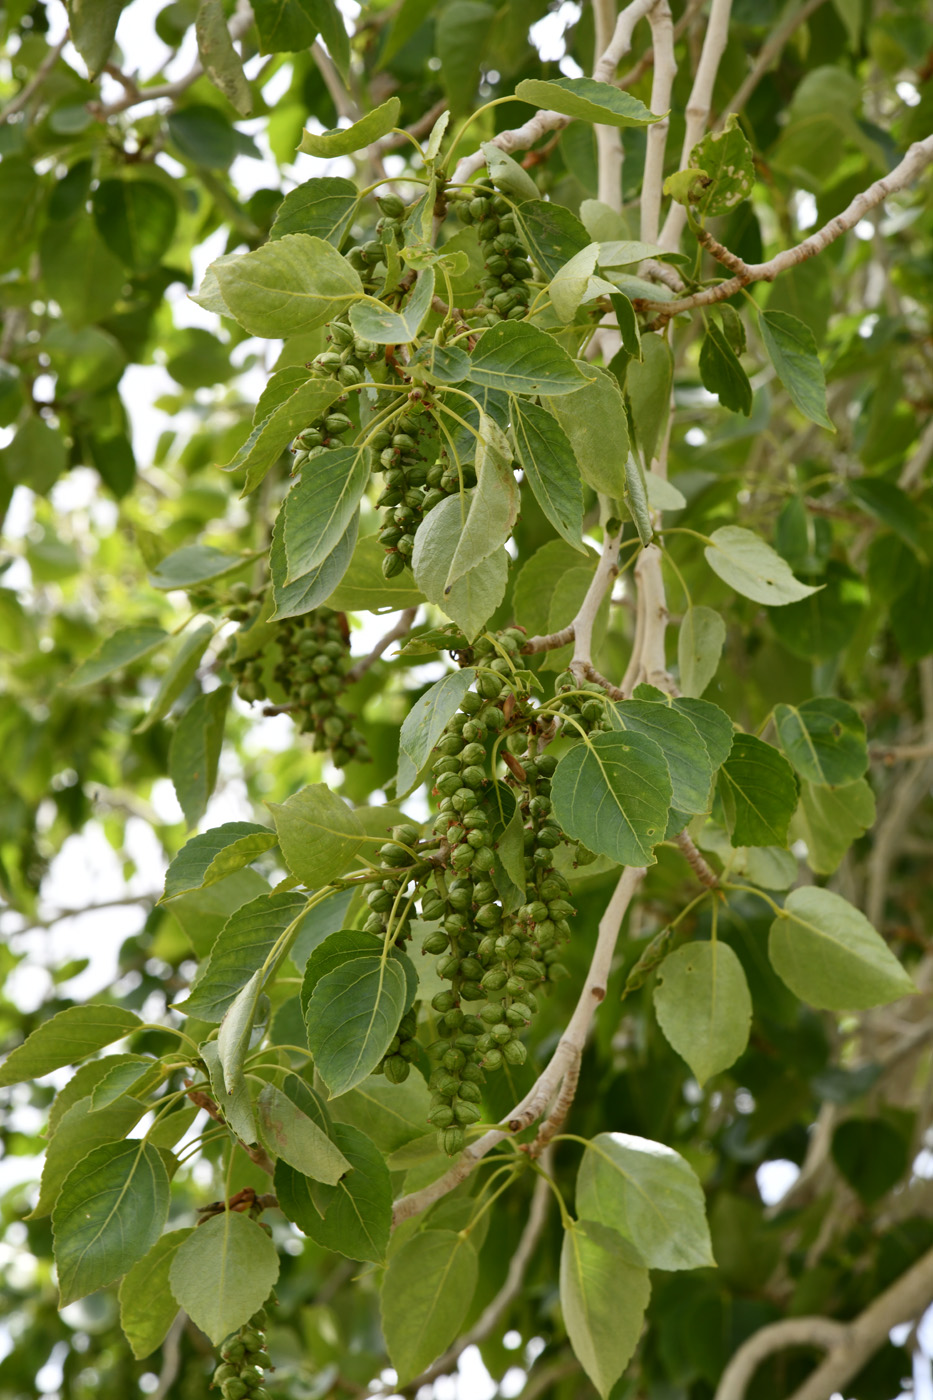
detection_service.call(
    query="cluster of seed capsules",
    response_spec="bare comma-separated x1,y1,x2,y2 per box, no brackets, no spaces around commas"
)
452,186,537,326
227,589,369,768
212,1308,273,1400
372,406,478,579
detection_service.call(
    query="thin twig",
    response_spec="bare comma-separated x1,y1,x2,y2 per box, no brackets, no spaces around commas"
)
0,33,68,122
345,608,418,683
722,0,829,120
521,624,575,655
392,867,644,1226
714,1318,847,1400
151,1312,185,1400
674,831,719,887
694,223,752,276
644,134,933,313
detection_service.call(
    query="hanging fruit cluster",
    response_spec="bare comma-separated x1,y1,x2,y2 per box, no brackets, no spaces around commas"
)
226,588,369,768
452,186,537,326
212,1308,273,1400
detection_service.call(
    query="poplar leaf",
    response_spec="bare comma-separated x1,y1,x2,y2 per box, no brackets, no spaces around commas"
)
168,1211,279,1345
769,887,915,1009
653,942,752,1083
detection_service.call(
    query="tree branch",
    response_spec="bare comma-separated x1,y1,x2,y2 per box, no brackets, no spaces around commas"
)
722,0,829,120
674,831,719,886
644,134,933,313
345,608,418,683
521,624,575,655
0,33,68,122
570,525,623,684
392,866,644,1226
714,1318,847,1400
593,0,624,211
640,0,675,244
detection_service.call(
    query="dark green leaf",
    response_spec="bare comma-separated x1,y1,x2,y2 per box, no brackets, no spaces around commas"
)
282,1122,392,1261
437,2,492,112
832,1117,909,1204
774,697,868,786
626,333,672,468
163,823,278,901
180,891,307,1021
399,668,477,781
30,1094,147,1219
40,217,126,327
299,97,402,155
196,0,252,114
271,506,358,621
0,1005,142,1089
688,115,755,216
92,179,178,272
167,104,237,168
445,412,518,588
69,626,169,688
613,700,715,824
468,320,591,396
324,534,425,613
759,310,834,431
252,0,318,51
719,734,798,847
134,621,216,733
306,949,413,1097
118,1229,190,1359
382,1229,479,1383
516,77,662,129
149,544,247,589
67,0,125,77
551,731,673,867
699,321,752,416
512,199,591,280
510,397,586,552
281,444,371,583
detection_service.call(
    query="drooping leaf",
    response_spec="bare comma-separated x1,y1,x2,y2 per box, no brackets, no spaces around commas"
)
653,941,752,1083
445,412,518,588
281,1123,392,1262
613,700,715,824
281,444,371,582
349,270,435,344
271,506,358,621
576,1132,715,1271
119,1229,191,1359
168,1211,279,1346
512,198,591,280
468,320,591,396
436,1,493,111
268,783,365,886
560,1218,651,1399
758,310,834,431
224,377,345,495
0,1005,142,1088
306,949,414,1098
412,493,509,640
200,1040,256,1144
257,1081,352,1182
790,777,875,875
217,969,263,1099
68,626,169,688
92,179,178,272
382,1229,479,1383
299,98,401,156
135,621,216,733
510,397,586,552
551,731,673,867
399,669,477,784
516,77,662,129
169,686,231,829
769,887,915,1009
545,364,630,497
774,697,868,786
719,733,798,847
30,1094,147,1219
705,526,821,605
323,535,425,613
66,0,125,77
215,234,363,338
53,1141,170,1306
196,0,252,114
149,544,247,589
90,1058,161,1111
180,890,307,1022
482,142,539,202
699,321,752,416
678,606,727,698
626,333,672,468
163,823,278,901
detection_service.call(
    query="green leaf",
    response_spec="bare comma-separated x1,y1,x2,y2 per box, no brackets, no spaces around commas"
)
626,333,672,468
281,445,371,582
168,1211,279,1346
90,1058,161,1111
551,731,673,867
252,0,319,50
482,142,539,202
719,733,798,847
624,452,654,547
545,364,630,497
281,1122,392,1261
576,1132,715,1271
135,621,215,733
705,526,821,605
299,97,401,156
302,927,419,1021
349,270,435,344
409,341,472,385
200,1039,256,1144
324,534,425,612
215,234,363,338
560,1218,651,1399
66,0,125,77
769,887,915,1010
790,777,875,876
512,199,591,280
699,321,752,416
53,1141,170,1306
468,320,590,396
399,669,477,786
774,697,868,786
68,626,169,687
513,539,597,637
30,1094,147,1219
217,969,264,1099
516,77,662,130
758,310,834,431
196,0,252,114
678,606,726,698
636,688,735,772
304,0,350,80
688,114,755,216
291,890,356,968
47,1055,144,1140
163,823,278,901
257,1081,352,1182
445,413,518,589
549,243,603,323
653,941,752,1083
832,1116,908,1204
119,1228,191,1359
224,377,345,495
613,700,715,824
307,950,414,1097
510,398,586,552
92,179,178,272
268,783,365,885
167,105,237,169
40,216,126,328
169,686,231,829
270,176,359,245
271,506,358,622
328,1074,433,1153
437,2,492,111
149,544,246,589
412,494,509,640
382,1229,479,1383
0,1004,142,1088
610,291,642,360
181,891,307,1022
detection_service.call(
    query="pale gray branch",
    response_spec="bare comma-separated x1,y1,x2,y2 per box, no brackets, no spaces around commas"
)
345,608,418,683
0,33,68,122
722,0,829,119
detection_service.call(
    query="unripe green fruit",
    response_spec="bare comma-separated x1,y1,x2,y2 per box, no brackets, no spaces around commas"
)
460,956,484,980
472,846,496,872
214,1365,238,1384
383,552,405,578
460,981,485,1000
457,1080,482,1104
480,1003,504,1025
502,1038,527,1066
429,1103,455,1128
423,930,450,954
443,1125,466,1155
222,1382,249,1400
432,990,457,1013
482,1047,503,1069
378,191,407,218
222,1343,246,1363
453,1099,481,1124
384,1054,410,1083
482,968,508,991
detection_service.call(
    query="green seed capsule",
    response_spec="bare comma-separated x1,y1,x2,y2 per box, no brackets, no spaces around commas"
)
384,1054,410,1083
482,1047,503,1069
443,1125,466,1155
383,552,405,578
502,1038,527,1066
423,930,450,954
453,1099,481,1124
429,1103,455,1128
460,981,485,1000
